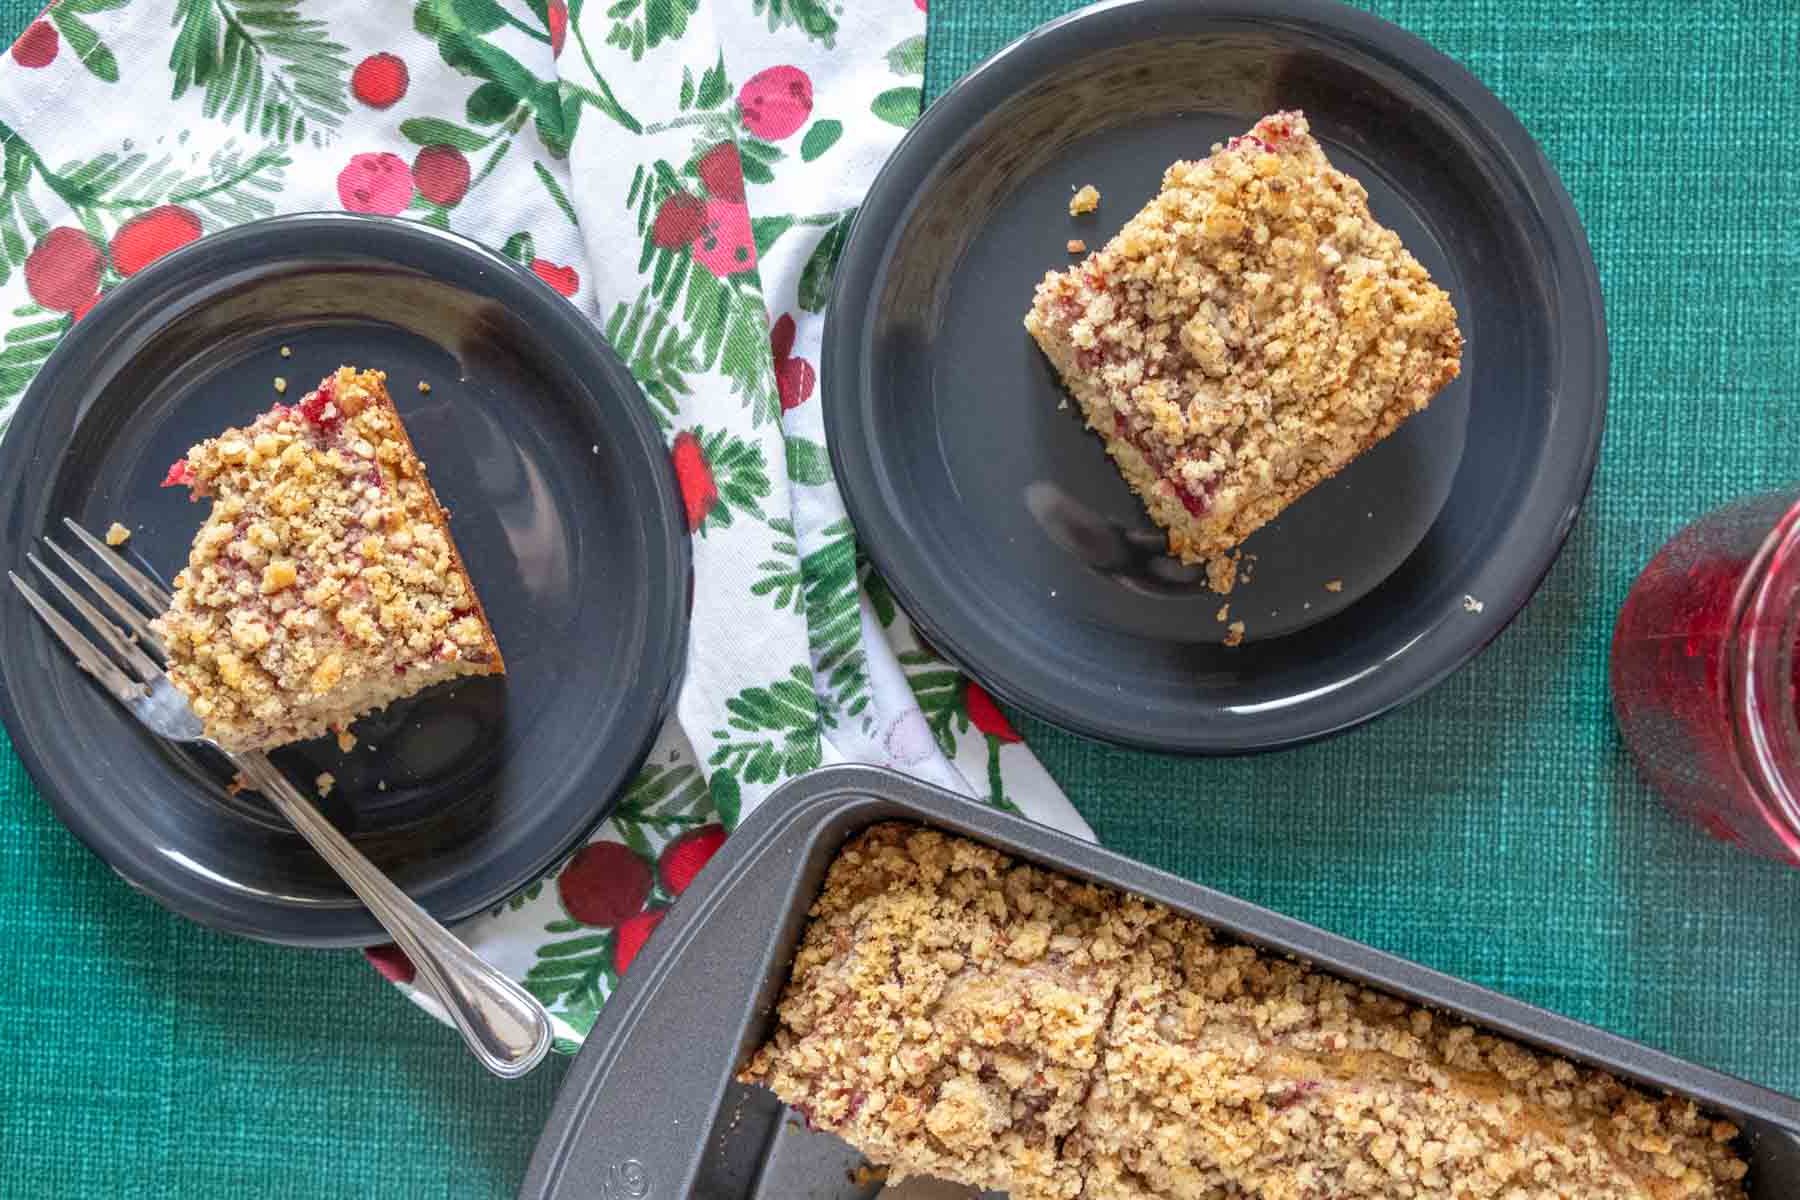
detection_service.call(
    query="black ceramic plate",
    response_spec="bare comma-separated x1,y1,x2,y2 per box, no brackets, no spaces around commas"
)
0,214,689,946
827,0,1605,753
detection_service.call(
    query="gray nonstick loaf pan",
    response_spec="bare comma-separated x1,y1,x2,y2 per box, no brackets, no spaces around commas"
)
520,765,1800,1199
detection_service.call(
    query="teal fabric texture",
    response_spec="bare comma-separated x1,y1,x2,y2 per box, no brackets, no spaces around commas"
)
4,1,1799,1197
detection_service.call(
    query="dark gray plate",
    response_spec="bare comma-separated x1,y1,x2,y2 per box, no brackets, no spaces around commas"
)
0,214,689,946
826,0,1606,752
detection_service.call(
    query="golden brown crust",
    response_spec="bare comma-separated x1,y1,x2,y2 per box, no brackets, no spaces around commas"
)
364,373,505,677
1025,111,1463,566
743,825,1747,1200
152,366,502,752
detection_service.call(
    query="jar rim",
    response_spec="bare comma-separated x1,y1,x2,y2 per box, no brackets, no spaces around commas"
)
1727,492,1800,853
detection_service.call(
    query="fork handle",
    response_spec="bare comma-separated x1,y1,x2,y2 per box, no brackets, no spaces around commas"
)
235,753,553,1078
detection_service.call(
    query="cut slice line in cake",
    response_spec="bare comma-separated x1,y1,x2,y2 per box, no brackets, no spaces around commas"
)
152,366,503,753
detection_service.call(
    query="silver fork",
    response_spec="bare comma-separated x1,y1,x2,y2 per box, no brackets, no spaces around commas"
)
11,518,553,1079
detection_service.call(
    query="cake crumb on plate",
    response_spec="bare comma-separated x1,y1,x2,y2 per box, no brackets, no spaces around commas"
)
335,728,357,753
1068,184,1100,215
315,771,335,799
1214,603,1229,623
1066,238,1087,253
418,380,431,394
1463,594,1485,613
1223,620,1245,647
104,522,131,546
273,376,287,394
848,1164,888,1188
1325,578,1343,592
1205,552,1238,595
279,345,292,357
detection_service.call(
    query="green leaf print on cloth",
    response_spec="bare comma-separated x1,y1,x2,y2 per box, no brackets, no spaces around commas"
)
0,0,1092,1049
169,0,352,145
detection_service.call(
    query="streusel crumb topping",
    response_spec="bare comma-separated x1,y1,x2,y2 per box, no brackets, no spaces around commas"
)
743,825,1746,1200
151,366,502,752
1026,112,1463,564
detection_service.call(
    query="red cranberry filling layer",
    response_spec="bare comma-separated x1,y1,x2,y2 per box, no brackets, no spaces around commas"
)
299,374,342,431
1113,413,1212,516
161,458,195,489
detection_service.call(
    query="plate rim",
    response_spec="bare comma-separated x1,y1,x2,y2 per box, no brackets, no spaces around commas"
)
824,0,1608,755
0,211,692,945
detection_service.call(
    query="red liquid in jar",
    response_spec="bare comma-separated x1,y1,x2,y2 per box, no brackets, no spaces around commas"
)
1610,491,1800,864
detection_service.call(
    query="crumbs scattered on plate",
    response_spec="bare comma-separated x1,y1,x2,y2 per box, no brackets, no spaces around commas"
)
273,376,287,394
1066,238,1087,253
848,1164,888,1188
1463,594,1485,613
279,345,292,358
418,380,431,394
1223,620,1246,648
1206,551,1239,595
104,522,131,546
315,771,335,799
1068,184,1100,215
1324,579,1343,592
336,728,357,753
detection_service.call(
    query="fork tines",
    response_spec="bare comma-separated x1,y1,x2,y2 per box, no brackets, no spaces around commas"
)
9,521,168,705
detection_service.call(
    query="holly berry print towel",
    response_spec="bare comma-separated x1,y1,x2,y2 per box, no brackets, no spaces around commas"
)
0,0,1091,1047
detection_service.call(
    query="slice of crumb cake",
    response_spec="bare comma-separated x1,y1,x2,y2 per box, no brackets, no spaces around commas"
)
1025,111,1463,567
153,366,502,753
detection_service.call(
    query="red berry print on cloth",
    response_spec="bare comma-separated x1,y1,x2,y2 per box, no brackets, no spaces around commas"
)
614,908,665,974
965,680,1021,743
697,143,745,203
671,431,719,530
557,841,652,928
547,0,568,56
658,824,726,896
738,66,813,140
413,145,471,207
652,193,705,248
693,199,756,278
25,228,101,313
338,152,414,215
11,21,56,68
530,259,579,297
364,943,417,985
351,53,408,109
776,356,815,411
110,206,202,276
770,312,797,361
770,314,815,411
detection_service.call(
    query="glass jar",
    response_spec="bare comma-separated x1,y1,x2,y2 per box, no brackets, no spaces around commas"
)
1611,488,1800,865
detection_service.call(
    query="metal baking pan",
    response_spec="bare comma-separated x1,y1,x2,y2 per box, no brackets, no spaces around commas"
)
521,766,1800,1199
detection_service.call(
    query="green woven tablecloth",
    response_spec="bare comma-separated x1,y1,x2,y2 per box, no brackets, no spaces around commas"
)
5,1,1798,1196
